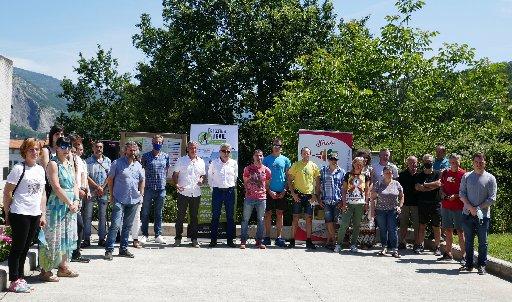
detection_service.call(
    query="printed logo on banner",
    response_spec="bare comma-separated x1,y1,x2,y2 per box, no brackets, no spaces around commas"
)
198,127,228,145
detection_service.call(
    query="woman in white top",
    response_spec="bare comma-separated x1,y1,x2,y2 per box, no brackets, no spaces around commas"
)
3,138,47,293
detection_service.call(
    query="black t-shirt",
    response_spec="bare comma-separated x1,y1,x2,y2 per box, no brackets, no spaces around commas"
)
415,170,441,204
398,169,418,206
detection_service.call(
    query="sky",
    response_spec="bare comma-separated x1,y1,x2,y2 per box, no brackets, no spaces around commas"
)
1,0,511,80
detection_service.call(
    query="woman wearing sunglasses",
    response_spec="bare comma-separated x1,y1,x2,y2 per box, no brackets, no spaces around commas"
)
39,136,80,282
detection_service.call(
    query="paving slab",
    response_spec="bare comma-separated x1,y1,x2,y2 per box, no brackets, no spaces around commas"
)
1,237,511,302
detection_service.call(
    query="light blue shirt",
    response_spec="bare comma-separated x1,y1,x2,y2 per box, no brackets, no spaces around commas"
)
459,171,497,218
433,157,449,171
263,154,291,192
109,156,145,205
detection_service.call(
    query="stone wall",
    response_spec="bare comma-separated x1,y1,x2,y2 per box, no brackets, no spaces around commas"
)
0,55,13,183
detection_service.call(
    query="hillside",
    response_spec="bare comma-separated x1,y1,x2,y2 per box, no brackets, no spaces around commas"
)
10,67,68,138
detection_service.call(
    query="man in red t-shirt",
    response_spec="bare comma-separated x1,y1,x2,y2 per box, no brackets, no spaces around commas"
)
240,149,271,249
438,153,466,261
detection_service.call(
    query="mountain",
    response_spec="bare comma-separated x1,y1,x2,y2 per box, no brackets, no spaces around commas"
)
10,67,68,138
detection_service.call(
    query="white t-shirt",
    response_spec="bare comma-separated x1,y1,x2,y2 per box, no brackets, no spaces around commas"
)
174,155,206,197
6,163,46,216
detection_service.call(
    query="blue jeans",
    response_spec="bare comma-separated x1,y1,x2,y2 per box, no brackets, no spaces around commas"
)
210,187,235,241
105,202,139,252
462,214,490,267
140,188,166,237
82,196,108,241
376,209,399,250
241,198,266,242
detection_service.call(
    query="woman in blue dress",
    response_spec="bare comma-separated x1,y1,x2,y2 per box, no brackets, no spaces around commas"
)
39,136,80,282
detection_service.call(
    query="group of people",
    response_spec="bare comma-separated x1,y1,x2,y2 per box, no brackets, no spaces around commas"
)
2,125,498,293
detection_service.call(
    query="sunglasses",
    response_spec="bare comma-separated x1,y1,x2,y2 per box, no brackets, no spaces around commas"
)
273,144,282,148
220,150,231,154
58,143,71,150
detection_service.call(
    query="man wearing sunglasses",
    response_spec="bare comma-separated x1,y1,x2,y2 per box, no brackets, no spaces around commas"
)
207,143,238,247
139,135,171,246
262,138,291,247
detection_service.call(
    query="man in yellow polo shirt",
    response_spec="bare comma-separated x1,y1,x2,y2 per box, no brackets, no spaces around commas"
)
288,147,320,249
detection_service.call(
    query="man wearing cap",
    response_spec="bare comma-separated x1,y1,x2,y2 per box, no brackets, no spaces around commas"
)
316,152,345,250
208,143,238,248
288,147,320,249
262,137,291,247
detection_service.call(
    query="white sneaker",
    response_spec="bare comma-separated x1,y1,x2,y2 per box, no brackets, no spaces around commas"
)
139,236,147,244
334,245,342,253
350,245,358,253
154,236,166,244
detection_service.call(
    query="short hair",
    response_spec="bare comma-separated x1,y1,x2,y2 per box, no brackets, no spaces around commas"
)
300,147,311,154
153,134,164,141
449,153,461,161
382,165,393,173
422,154,433,162
48,124,64,147
380,148,390,154
20,138,40,159
220,143,231,150
405,155,417,163
352,156,365,165
124,141,139,150
253,149,263,155
272,137,283,144
188,141,199,147
93,141,104,147
71,134,83,147
436,145,446,151
355,149,371,164
473,152,485,161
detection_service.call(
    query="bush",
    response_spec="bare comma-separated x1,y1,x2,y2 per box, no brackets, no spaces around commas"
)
0,226,12,262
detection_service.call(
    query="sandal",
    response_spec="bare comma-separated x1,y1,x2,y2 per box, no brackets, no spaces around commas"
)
377,249,386,256
57,268,79,278
39,272,59,282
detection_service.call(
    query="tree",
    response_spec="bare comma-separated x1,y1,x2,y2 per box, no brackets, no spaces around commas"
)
57,46,139,142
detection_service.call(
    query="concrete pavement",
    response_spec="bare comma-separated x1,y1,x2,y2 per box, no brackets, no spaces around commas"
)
1,237,511,302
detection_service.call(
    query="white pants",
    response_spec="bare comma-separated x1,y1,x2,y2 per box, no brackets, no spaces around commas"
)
130,202,142,240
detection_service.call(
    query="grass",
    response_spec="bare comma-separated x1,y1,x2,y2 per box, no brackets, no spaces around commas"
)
453,233,512,263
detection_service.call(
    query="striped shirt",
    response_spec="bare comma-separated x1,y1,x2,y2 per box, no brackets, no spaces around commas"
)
320,166,345,204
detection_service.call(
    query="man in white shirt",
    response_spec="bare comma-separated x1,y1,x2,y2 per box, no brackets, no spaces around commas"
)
172,141,206,248
207,143,238,247
371,148,399,184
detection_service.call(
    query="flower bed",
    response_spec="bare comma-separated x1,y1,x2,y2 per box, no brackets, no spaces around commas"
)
0,226,12,262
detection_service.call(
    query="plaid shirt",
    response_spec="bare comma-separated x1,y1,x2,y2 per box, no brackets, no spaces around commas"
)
320,166,345,204
142,151,170,190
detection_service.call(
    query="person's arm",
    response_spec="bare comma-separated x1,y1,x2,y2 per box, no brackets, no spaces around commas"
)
107,161,116,203
138,168,145,198
2,183,15,226
287,167,299,203
315,173,323,207
370,190,378,217
39,190,47,227
41,147,50,168
480,175,497,210
459,174,476,215
47,161,78,212
364,179,370,212
207,161,214,188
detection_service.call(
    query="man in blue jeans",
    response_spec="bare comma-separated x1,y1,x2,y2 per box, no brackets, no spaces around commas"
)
208,143,238,248
459,152,497,275
104,141,145,260
240,149,271,249
139,134,170,246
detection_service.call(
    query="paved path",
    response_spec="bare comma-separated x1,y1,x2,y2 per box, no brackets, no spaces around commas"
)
1,238,511,302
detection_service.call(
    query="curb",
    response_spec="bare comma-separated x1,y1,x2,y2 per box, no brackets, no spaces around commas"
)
0,254,33,292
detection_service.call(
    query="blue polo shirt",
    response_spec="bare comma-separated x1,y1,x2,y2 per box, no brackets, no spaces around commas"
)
263,154,291,192
109,156,145,204
433,157,449,171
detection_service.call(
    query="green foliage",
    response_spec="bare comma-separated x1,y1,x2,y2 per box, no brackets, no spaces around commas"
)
10,124,46,139
56,45,140,143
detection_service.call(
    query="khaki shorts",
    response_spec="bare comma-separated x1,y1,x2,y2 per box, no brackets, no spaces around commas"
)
399,205,419,230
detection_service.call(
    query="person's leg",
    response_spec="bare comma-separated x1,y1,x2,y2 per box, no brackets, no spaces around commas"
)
461,214,475,268
388,209,398,250
445,228,454,254
453,210,466,256
188,196,200,240
175,194,188,240
224,188,236,242
255,200,266,242
477,217,490,267
120,204,138,251
411,206,420,244
105,202,123,252
8,213,31,281
130,203,142,240
241,198,252,242
417,204,427,247
375,210,387,250
350,204,364,246
98,198,108,241
457,229,466,256
153,189,166,237
82,197,93,242
264,201,273,238
399,206,411,245
210,188,222,242
433,205,442,248
417,224,426,246
323,204,334,244
276,210,284,238
140,189,153,237
72,212,84,258
337,205,354,245
18,215,40,280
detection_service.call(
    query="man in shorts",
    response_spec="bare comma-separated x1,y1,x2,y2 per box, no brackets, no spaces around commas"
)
262,138,291,247
414,154,442,255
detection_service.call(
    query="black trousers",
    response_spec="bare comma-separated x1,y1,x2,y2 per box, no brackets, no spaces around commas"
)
72,212,84,258
8,213,40,281
175,194,200,240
